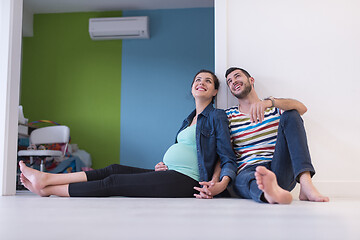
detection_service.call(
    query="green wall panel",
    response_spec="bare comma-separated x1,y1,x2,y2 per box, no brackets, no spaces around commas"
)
21,11,122,169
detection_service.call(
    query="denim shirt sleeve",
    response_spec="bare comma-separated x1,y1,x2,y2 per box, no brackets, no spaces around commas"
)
213,109,237,182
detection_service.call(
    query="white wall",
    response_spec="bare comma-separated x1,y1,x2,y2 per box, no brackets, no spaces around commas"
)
0,0,23,195
215,0,360,197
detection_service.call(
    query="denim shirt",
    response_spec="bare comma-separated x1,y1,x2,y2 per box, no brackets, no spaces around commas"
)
175,103,237,182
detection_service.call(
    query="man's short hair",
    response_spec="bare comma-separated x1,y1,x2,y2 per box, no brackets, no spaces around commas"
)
225,67,252,79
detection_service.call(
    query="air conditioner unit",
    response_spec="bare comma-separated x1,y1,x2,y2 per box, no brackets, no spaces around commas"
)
89,16,149,40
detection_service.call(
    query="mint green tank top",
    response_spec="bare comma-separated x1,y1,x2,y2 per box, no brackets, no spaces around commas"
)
163,124,199,181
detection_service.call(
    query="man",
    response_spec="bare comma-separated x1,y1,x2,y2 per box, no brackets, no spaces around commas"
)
198,67,329,204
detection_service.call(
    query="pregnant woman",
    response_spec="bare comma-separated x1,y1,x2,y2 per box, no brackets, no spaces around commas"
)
19,69,237,198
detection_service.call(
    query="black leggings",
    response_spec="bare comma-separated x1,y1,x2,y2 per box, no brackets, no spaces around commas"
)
68,164,200,197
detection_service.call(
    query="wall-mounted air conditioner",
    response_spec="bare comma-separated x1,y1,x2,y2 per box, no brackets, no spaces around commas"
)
89,16,149,40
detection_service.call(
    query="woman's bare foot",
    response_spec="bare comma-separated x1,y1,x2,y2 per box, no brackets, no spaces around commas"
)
255,166,293,204
299,172,329,202
19,161,49,191
20,173,49,197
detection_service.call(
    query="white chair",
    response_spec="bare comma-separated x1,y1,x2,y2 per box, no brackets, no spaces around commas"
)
18,125,70,172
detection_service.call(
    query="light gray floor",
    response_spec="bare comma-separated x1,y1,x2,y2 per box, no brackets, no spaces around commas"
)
1,191,359,240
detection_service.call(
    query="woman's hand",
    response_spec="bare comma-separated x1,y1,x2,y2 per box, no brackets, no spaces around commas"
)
193,177,230,199
154,162,168,171
194,182,214,199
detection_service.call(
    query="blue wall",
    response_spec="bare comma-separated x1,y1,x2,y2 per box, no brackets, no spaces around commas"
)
120,8,214,168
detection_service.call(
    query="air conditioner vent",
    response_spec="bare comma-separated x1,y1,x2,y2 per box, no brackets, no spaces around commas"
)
89,16,149,40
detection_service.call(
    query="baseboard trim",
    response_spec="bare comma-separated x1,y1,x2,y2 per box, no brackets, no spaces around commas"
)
291,181,360,199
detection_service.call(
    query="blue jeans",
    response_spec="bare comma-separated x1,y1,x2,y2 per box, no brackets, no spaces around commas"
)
232,110,316,203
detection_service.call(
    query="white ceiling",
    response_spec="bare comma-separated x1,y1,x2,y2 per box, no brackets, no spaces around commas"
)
24,0,214,14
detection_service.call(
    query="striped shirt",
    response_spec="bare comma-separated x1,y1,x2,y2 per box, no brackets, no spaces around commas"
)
225,106,283,173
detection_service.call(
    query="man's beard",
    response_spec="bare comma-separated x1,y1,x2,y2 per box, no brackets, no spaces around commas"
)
232,80,252,99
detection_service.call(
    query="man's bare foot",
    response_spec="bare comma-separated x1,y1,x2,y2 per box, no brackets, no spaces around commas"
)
19,161,48,191
20,173,49,197
299,172,329,202
255,166,293,204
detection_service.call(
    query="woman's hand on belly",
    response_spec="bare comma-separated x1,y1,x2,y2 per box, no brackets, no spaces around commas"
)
155,162,168,171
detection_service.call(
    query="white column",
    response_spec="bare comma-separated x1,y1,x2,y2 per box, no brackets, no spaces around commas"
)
214,0,228,109
0,0,23,196
214,0,237,109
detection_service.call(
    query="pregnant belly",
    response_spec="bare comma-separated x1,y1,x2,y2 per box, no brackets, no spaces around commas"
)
162,143,199,181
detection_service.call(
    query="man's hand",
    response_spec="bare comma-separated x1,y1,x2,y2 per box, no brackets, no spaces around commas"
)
249,100,272,123
154,162,168,171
